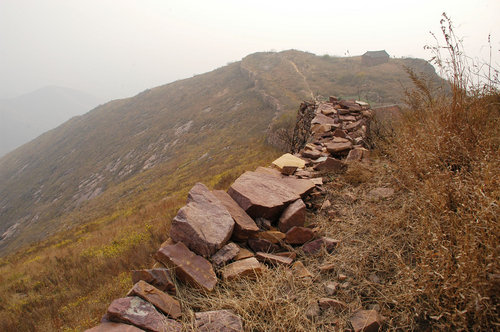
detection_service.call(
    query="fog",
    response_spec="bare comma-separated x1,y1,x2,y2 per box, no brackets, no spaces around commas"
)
1,0,499,101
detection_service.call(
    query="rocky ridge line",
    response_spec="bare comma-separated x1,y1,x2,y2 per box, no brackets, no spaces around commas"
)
85,98,383,332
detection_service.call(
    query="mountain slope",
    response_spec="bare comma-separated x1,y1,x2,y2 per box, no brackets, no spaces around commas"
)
0,86,102,157
0,50,444,255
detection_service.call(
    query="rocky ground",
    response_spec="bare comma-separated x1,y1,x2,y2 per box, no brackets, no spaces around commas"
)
85,99,397,331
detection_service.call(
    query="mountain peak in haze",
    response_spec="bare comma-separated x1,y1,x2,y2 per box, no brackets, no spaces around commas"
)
0,85,103,157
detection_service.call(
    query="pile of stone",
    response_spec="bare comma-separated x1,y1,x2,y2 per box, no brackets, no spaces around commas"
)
85,99,382,332
294,97,372,172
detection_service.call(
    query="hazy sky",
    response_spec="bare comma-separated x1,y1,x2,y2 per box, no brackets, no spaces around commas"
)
1,0,499,101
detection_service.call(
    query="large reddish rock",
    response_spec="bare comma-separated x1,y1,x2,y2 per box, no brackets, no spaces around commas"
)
131,268,176,295
302,237,339,255
285,226,314,244
227,171,300,220
212,190,259,241
221,257,264,280
170,183,234,257
194,310,243,332
279,177,316,198
84,322,145,332
278,199,306,233
154,242,217,292
350,310,383,332
106,297,181,332
126,280,181,319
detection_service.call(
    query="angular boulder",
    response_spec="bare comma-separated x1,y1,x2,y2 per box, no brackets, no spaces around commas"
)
211,190,259,241
211,242,240,267
194,310,243,332
126,280,181,319
228,171,300,220
131,268,176,295
221,257,264,280
272,153,306,172
313,157,346,172
106,297,181,332
154,242,217,292
170,183,234,257
278,199,306,233
285,226,314,244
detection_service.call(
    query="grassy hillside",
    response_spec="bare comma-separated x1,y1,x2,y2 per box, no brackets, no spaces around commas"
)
0,50,444,256
3,46,490,331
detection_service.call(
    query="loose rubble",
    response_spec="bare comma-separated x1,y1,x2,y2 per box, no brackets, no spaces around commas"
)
87,99,385,331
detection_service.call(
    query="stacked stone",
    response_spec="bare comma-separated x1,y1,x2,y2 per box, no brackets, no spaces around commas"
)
86,98,380,332
297,97,372,172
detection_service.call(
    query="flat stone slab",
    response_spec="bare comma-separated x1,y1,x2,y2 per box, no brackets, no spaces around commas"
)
301,149,322,159
272,153,306,170
234,248,254,260
257,230,286,244
255,252,293,266
302,237,339,255
84,322,145,332
170,183,234,257
154,242,217,292
350,309,383,332
211,242,240,267
221,257,264,280
194,310,243,332
212,190,259,241
325,142,353,154
106,297,181,332
228,171,301,220
278,199,306,233
247,238,280,253
126,280,181,319
131,268,176,295
285,226,314,244
312,113,337,125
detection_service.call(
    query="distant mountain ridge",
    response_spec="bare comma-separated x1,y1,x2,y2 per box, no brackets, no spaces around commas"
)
0,86,102,157
0,50,445,255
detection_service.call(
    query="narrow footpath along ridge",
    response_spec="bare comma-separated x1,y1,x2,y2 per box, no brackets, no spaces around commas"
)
85,98,381,331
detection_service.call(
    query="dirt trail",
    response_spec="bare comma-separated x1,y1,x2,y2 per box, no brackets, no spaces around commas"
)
287,59,315,100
